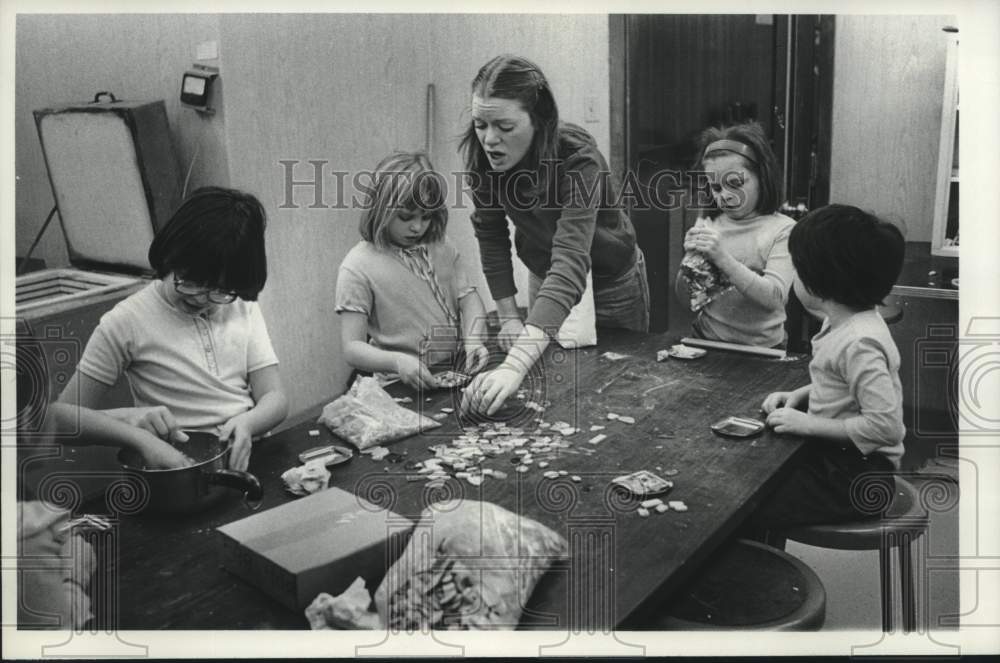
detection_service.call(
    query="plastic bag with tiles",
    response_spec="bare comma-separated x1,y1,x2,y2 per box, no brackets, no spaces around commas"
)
317,376,440,450
680,217,733,312
373,500,567,630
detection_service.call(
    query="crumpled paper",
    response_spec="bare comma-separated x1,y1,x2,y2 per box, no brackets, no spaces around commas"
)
306,577,382,629
17,501,96,629
281,459,331,496
318,376,440,450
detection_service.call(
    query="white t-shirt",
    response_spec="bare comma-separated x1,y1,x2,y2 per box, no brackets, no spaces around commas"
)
808,309,906,467
77,281,279,431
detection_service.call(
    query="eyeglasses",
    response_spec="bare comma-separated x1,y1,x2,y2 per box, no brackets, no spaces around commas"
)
174,278,239,304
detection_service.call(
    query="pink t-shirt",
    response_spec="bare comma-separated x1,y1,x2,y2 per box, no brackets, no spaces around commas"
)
335,239,476,368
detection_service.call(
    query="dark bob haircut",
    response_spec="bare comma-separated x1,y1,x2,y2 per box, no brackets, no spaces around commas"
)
460,55,560,182
695,121,783,216
148,186,268,300
789,204,905,311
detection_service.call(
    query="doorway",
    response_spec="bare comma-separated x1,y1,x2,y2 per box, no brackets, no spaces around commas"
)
610,14,834,336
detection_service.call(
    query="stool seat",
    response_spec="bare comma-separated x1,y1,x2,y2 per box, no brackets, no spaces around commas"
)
877,303,903,325
782,477,928,633
649,539,826,630
784,476,927,550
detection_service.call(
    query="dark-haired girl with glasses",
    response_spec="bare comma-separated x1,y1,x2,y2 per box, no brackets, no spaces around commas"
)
59,187,288,471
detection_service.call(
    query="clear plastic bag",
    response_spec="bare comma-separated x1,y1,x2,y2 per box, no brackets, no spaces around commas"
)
680,250,732,312
680,217,733,312
317,376,440,450
374,500,567,630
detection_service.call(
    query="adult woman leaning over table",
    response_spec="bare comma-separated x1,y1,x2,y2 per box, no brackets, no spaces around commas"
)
459,55,649,417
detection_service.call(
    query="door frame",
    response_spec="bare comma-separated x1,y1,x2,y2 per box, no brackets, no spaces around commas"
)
608,13,835,342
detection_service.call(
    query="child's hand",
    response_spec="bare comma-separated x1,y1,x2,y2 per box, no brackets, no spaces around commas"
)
762,390,807,414
463,343,489,375
394,354,436,391
126,406,189,444
219,414,254,471
497,319,524,352
685,224,726,262
766,407,812,436
683,216,711,251
132,432,195,470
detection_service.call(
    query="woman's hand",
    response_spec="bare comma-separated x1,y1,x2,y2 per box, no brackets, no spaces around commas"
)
460,364,526,417
131,432,195,470
497,318,525,352
394,353,436,391
463,343,490,375
219,414,254,471
125,406,189,444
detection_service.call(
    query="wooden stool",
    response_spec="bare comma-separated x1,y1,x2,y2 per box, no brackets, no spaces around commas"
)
632,539,826,630
782,477,928,633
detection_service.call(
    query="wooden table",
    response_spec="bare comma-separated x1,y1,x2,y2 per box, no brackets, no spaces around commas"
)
96,329,810,630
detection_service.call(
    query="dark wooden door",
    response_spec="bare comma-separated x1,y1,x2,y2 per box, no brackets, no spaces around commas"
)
612,14,833,334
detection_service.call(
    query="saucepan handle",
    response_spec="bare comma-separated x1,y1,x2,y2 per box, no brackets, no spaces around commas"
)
207,469,264,509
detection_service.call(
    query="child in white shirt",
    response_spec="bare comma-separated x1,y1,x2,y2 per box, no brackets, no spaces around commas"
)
754,204,906,527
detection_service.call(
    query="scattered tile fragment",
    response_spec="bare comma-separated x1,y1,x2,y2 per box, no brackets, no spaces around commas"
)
588,434,607,445
637,508,650,517
668,501,688,512
640,498,663,509
655,504,670,514
308,429,320,437
589,425,605,432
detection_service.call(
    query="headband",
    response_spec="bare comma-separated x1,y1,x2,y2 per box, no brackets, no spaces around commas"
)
703,139,758,165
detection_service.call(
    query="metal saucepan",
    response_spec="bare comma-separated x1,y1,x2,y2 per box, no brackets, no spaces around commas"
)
117,430,263,514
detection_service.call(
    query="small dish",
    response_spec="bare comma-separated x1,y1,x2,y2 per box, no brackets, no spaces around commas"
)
298,444,354,467
710,416,766,438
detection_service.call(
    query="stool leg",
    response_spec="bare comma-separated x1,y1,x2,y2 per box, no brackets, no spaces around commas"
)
879,538,893,632
899,532,916,633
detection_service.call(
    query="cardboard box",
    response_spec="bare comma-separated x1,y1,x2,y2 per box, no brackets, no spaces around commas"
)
217,487,414,611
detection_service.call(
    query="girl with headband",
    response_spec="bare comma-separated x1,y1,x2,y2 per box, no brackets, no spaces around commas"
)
675,121,796,348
